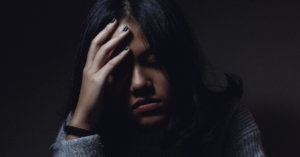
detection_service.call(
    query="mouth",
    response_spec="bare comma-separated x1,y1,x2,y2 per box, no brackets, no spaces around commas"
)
132,98,162,112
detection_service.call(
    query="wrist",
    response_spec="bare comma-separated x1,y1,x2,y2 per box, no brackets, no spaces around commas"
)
70,105,103,130
69,119,94,131
69,112,97,131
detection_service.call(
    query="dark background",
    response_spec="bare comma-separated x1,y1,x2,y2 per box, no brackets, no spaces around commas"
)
1,0,299,156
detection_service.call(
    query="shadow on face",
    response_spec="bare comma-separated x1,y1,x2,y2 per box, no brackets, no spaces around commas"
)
106,17,174,131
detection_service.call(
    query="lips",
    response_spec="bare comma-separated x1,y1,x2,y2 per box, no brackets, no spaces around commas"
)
132,98,162,111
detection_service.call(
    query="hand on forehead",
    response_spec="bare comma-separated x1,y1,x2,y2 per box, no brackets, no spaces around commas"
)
110,18,149,58
110,18,139,39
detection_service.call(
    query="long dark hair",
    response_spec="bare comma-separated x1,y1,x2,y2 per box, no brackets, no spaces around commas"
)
63,0,243,156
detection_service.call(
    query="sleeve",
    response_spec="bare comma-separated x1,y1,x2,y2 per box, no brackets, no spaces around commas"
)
50,113,105,157
224,103,266,157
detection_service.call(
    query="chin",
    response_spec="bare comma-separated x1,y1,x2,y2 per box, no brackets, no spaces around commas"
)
136,115,168,131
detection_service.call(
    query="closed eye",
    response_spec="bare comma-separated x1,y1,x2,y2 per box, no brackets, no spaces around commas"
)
111,66,129,77
146,60,161,69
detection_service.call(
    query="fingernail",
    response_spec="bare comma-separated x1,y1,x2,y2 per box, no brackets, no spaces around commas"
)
123,26,128,32
110,18,116,23
124,46,129,50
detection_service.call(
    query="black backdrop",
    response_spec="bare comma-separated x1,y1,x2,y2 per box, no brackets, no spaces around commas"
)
1,0,299,156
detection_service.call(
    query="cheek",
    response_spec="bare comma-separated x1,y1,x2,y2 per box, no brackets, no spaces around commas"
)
153,72,172,100
153,72,171,92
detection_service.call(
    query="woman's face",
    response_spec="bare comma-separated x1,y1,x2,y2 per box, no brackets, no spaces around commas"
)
107,18,173,130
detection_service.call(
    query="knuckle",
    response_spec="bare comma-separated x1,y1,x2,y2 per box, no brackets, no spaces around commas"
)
114,35,124,43
85,74,98,84
91,38,100,46
83,67,89,74
91,39,97,45
91,74,106,84
99,44,108,52
90,76,99,83
107,60,116,67
84,68,94,76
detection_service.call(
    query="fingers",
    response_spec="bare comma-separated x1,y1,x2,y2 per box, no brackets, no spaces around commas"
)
85,19,117,69
95,46,130,78
89,26,130,72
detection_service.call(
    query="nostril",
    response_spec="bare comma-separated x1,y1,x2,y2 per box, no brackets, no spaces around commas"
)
130,78,154,97
130,75,152,89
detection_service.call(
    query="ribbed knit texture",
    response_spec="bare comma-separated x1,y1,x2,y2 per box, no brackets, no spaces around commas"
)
223,103,265,157
50,112,104,157
50,103,266,157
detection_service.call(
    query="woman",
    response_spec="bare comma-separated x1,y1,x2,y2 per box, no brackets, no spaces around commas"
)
51,0,265,156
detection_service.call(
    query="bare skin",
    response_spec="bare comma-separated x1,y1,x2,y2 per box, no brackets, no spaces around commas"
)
107,19,173,130
65,19,130,140
66,18,173,140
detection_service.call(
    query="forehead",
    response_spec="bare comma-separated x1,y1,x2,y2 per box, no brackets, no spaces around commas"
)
110,18,150,58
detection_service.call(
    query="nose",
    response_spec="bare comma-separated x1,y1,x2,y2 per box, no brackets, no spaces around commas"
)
130,66,152,94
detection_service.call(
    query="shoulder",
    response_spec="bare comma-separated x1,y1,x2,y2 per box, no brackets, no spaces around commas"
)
227,103,259,142
223,102,266,157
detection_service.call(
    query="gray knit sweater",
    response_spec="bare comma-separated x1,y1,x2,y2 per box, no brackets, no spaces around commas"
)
50,103,266,157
